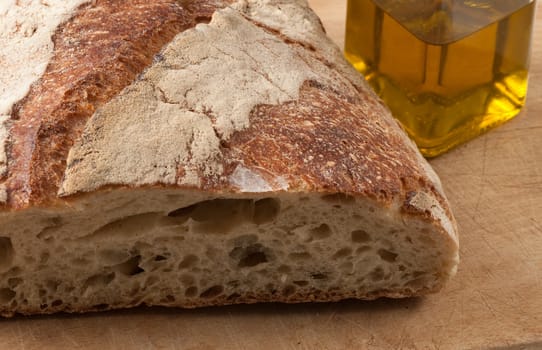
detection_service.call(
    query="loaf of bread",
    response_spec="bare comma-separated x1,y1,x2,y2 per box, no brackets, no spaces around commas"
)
0,0,459,316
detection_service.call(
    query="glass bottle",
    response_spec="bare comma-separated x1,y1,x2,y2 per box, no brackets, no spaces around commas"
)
345,0,537,157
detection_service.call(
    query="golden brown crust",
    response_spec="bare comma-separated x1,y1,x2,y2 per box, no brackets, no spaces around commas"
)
4,0,233,209
214,80,446,210
2,0,445,215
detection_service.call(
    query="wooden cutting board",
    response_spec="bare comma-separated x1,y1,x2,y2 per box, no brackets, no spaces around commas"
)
1,2,541,349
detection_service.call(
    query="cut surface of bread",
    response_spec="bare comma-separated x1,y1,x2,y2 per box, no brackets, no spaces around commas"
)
0,0,459,317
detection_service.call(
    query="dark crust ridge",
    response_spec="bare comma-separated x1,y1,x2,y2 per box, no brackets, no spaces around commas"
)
4,0,233,210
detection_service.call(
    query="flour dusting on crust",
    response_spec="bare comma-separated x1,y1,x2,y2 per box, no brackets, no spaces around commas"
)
60,4,353,195
0,0,90,116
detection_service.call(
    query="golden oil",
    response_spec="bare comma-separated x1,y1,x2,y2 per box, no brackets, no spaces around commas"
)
345,0,536,157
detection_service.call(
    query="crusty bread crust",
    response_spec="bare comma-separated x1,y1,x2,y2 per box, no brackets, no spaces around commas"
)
1,0,452,218
3,0,233,209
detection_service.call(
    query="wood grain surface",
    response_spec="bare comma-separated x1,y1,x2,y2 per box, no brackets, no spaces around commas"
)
1,1,541,349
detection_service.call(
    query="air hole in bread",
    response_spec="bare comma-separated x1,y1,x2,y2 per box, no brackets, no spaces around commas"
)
289,252,311,260
253,198,280,224
321,193,355,203
36,217,62,240
377,249,398,263
311,273,327,280
181,274,195,286
283,285,296,297
227,280,240,288
100,249,130,265
40,252,50,264
355,246,371,254
195,15,212,24
185,286,198,298
167,204,196,219
154,255,167,261
84,272,115,292
230,244,269,268
178,254,199,269
6,266,21,277
351,230,371,243
0,288,16,303
89,213,161,240
113,255,144,276
51,299,63,307
332,248,352,260
200,285,223,299
190,199,253,233
46,280,60,293
310,224,332,240
257,268,270,276
412,271,425,278
0,237,14,272
227,293,241,301
239,251,268,268
369,267,385,282
7,278,22,289
293,280,309,287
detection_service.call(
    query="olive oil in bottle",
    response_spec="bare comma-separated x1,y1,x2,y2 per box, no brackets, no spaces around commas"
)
345,0,536,157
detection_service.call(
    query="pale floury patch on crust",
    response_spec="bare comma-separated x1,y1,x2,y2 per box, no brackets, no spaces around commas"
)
0,0,90,116
231,0,323,45
60,4,354,195
229,165,289,193
234,0,371,93
60,81,223,190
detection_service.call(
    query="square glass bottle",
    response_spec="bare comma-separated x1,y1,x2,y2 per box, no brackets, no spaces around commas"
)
345,0,537,157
